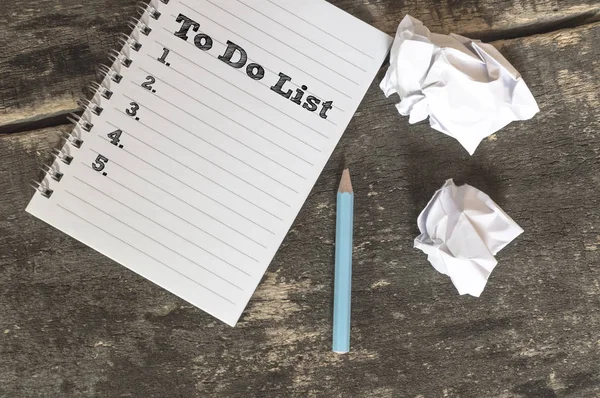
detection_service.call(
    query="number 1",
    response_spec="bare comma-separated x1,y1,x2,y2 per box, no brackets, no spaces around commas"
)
158,48,170,64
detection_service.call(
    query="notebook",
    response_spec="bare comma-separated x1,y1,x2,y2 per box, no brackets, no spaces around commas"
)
27,0,392,326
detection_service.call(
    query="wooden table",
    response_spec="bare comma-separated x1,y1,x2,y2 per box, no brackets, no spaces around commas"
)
1,1,599,397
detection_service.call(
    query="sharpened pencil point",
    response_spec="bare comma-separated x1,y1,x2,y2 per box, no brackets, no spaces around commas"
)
338,169,353,193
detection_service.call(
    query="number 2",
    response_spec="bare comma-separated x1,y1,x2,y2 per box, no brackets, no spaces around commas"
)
92,155,109,172
126,102,140,116
141,76,156,91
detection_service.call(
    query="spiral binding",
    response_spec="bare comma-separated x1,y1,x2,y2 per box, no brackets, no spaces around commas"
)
41,164,64,182
30,180,54,198
87,82,113,100
32,0,162,199
60,131,85,149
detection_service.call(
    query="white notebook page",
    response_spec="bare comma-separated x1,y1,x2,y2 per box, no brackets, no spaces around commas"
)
27,0,392,326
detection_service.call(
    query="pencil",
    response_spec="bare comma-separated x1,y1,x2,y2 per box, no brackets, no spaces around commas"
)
332,168,354,353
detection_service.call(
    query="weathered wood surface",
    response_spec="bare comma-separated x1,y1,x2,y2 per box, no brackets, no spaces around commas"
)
1,15,599,396
1,0,599,132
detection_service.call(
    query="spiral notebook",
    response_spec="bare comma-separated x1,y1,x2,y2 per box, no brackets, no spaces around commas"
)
27,0,392,326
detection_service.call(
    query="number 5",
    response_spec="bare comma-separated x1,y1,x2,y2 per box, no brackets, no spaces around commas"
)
92,155,109,172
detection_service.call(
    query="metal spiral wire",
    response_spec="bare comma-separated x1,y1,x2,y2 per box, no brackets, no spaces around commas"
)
66,113,94,132
97,64,123,83
30,180,54,198
128,18,152,36
33,1,160,199
41,164,64,182
87,82,113,100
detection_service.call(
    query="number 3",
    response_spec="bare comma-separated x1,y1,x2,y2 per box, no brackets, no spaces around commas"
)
126,102,140,116
92,155,109,172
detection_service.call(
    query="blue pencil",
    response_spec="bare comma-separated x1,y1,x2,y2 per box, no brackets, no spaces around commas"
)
333,168,354,353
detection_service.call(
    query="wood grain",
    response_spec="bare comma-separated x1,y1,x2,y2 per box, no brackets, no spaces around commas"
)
1,21,599,397
0,0,140,131
1,0,599,131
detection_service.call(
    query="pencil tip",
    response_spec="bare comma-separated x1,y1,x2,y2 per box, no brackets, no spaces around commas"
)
339,169,353,193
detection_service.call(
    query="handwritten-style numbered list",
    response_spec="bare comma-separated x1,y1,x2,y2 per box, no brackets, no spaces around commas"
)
27,0,392,325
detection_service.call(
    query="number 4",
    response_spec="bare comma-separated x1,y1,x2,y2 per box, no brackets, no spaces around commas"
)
108,129,122,146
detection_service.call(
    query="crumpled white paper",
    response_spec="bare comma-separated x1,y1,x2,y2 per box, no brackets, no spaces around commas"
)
381,15,540,155
414,179,523,296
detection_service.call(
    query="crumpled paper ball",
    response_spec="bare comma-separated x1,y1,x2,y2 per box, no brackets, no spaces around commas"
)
381,15,540,155
414,179,524,296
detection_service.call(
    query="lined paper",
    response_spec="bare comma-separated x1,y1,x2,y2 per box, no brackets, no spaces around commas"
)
27,0,392,326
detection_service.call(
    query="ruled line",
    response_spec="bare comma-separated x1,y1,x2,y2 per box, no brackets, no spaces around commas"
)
73,176,259,267
235,0,369,71
266,0,375,60
124,86,318,165
81,155,271,246
56,203,237,305
160,25,348,111
85,152,274,246
117,100,292,207
79,170,265,256
132,71,324,152
201,0,361,86
106,116,289,217
148,45,338,132
84,149,276,234
63,189,246,290
127,85,299,201
118,95,293,208
124,87,321,166
176,6,354,98
93,134,284,222
127,67,308,177
110,107,300,193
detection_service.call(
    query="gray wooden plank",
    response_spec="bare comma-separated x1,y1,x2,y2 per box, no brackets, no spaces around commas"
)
1,21,600,398
0,0,140,130
1,0,599,131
